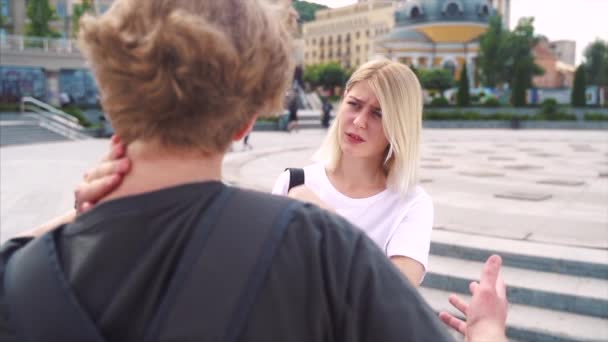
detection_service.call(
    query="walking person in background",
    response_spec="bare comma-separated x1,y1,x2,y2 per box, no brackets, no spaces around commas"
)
321,96,333,128
273,59,431,287
243,132,253,150
287,94,299,132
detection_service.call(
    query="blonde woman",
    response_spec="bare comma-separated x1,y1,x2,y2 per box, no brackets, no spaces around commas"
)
273,60,431,286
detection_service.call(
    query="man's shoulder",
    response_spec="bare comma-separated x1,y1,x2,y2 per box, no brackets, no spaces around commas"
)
234,187,365,247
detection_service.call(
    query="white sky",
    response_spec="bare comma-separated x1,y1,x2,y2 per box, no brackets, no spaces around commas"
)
308,0,608,65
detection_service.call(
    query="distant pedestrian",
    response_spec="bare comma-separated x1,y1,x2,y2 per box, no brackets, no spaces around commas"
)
243,132,252,150
59,92,71,108
321,97,333,128
287,96,299,132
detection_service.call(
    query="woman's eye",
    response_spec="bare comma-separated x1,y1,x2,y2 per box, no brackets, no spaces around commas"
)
373,111,382,118
347,101,358,107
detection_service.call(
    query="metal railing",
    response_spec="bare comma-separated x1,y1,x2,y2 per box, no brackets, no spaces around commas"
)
0,34,80,54
20,96,90,140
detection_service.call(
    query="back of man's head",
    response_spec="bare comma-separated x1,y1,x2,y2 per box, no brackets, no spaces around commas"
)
79,0,296,153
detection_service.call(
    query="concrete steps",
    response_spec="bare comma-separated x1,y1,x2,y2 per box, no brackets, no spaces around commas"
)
0,112,91,146
422,229,608,341
421,288,608,342
294,110,332,130
0,123,68,146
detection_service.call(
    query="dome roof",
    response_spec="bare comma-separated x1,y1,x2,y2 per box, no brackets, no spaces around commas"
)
394,0,494,27
377,27,432,44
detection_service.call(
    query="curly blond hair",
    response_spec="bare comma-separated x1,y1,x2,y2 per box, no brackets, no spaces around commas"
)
79,0,296,152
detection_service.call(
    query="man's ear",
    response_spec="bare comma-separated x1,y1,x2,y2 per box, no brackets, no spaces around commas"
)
233,114,258,141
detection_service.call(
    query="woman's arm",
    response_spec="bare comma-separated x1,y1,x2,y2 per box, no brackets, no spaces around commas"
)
386,191,434,286
390,256,425,287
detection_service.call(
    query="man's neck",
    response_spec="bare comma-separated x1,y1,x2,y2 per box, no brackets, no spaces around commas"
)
100,140,224,204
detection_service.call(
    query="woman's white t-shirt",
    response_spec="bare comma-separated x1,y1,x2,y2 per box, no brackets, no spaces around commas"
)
272,163,434,271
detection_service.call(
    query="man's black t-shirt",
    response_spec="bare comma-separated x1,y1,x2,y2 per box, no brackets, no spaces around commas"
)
0,182,452,341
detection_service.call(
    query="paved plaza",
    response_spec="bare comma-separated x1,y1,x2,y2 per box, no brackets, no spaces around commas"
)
2,129,607,249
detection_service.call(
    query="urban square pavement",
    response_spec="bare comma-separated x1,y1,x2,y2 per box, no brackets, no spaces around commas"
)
1,128,607,251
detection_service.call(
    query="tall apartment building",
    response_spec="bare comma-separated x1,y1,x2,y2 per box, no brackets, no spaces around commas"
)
302,1,396,69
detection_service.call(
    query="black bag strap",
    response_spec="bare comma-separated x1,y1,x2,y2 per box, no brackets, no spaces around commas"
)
4,231,106,342
149,188,303,342
285,167,305,191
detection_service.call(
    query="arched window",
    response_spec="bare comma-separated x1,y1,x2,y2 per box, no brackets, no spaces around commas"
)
446,3,459,16
443,60,456,76
479,4,490,16
410,6,421,18
443,1,463,17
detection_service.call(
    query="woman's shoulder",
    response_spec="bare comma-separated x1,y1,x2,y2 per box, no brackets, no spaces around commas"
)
387,185,433,209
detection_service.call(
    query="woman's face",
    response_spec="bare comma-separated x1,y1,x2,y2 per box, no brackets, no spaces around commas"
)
338,81,389,160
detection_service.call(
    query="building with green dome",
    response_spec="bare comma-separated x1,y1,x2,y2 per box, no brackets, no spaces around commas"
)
373,0,510,85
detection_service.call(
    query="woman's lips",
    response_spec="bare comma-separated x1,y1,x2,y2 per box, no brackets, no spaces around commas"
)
346,132,365,143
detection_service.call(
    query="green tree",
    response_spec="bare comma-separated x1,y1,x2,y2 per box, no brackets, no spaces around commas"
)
478,15,508,88
504,18,544,91
477,16,543,90
303,63,347,91
418,68,454,95
293,0,328,23
303,64,322,87
319,62,347,90
71,0,93,37
511,62,528,106
571,64,587,107
583,39,608,86
26,0,60,38
457,64,470,107
0,14,10,33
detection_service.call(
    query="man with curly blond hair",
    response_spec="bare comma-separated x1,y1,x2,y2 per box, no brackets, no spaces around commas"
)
0,0,507,341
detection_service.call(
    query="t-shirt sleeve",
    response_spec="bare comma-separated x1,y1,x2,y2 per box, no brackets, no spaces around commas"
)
339,231,452,342
385,191,434,271
271,170,290,196
0,237,34,341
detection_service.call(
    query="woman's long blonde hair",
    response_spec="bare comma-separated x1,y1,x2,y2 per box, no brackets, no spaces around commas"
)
314,59,423,195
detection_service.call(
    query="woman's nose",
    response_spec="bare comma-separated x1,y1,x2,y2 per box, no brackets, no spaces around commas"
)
353,112,367,128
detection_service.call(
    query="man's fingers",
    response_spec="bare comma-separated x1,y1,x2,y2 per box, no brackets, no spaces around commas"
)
102,137,126,162
480,254,502,291
84,158,130,182
76,174,120,206
79,201,94,213
448,294,469,316
469,281,479,295
496,274,507,299
438,311,466,336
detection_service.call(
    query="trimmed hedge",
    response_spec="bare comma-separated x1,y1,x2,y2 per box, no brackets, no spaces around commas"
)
423,111,577,121
0,103,20,112
61,106,92,127
429,97,450,107
584,112,608,121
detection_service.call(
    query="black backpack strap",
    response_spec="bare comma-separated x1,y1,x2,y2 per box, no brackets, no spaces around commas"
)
4,233,106,342
285,167,305,191
151,189,303,342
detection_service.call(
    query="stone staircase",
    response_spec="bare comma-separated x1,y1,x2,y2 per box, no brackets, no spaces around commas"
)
0,112,94,146
0,113,69,147
421,229,608,341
